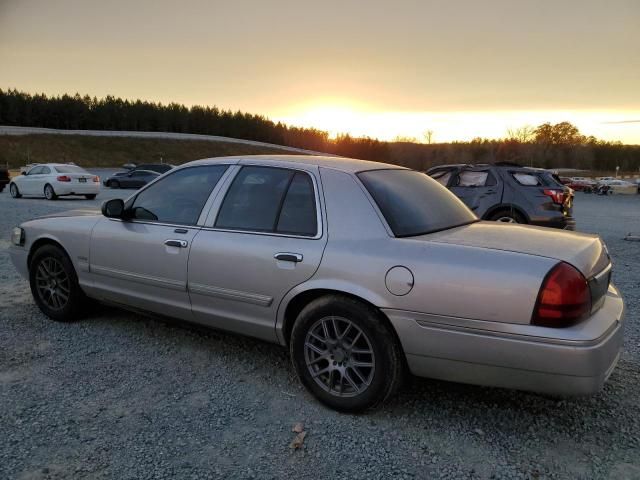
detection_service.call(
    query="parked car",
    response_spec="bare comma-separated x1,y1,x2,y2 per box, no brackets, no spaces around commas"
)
0,166,9,192
426,163,575,230
103,169,161,189
598,179,637,195
9,163,100,200
115,163,173,176
10,156,623,412
567,177,597,192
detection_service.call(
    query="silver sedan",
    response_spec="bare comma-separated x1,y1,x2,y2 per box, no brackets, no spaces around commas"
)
9,155,624,411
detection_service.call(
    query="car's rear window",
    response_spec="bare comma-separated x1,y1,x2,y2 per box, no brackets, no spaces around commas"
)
55,165,88,174
358,169,477,237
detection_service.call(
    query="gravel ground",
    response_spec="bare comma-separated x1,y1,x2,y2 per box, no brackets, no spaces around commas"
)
1,189,639,480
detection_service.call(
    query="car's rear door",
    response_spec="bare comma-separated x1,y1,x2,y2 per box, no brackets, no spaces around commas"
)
188,163,327,342
449,168,501,216
88,165,231,320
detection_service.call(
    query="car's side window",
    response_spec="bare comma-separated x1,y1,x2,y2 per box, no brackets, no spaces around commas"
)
28,166,43,175
129,165,228,225
215,166,318,236
276,172,317,236
40,167,51,175
512,173,541,186
455,170,495,187
430,170,453,186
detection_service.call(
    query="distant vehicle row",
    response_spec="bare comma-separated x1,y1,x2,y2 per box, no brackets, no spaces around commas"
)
6,163,175,200
9,164,100,200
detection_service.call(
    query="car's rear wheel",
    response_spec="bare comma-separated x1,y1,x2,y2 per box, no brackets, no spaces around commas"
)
84,194,97,200
44,184,57,200
110,180,120,189
290,295,405,412
10,183,21,198
489,210,525,224
29,244,88,322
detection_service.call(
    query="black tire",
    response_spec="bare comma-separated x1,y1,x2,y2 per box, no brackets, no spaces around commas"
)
488,209,526,224
10,183,21,198
290,295,405,412
44,184,58,200
110,180,120,189
29,244,88,322
84,194,97,200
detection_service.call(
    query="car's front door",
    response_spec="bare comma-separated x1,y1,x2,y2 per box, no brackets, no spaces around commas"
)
21,166,44,195
188,164,327,342
88,165,230,320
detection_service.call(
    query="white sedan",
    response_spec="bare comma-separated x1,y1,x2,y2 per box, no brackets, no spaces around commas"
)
9,164,100,200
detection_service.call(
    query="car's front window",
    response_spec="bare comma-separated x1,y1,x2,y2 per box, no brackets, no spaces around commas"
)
358,169,477,237
128,165,228,225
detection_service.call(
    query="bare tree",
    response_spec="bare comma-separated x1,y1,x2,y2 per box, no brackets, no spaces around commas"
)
424,129,434,144
506,125,535,143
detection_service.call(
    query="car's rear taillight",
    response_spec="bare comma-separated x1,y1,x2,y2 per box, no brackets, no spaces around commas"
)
532,262,591,327
57,175,71,182
543,189,565,205
92,176,100,183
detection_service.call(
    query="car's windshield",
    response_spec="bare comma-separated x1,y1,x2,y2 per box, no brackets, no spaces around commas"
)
55,165,88,174
358,169,478,237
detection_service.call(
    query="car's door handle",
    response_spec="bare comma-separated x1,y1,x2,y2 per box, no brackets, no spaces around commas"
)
165,239,188,248
274,252,303,263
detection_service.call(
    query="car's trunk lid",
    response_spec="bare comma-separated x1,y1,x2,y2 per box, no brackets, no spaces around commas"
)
424,221,608,279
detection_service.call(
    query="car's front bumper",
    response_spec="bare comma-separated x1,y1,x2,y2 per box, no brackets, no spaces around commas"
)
9,245,29,279
384,284,624,396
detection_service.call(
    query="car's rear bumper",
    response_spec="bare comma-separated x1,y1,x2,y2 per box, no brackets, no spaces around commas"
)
54,182,100,195
384,285,624,396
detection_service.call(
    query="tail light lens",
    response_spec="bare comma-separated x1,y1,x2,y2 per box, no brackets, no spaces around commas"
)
543,189,565,205
56,175,71,182
92,176,100,183
532,262,591,327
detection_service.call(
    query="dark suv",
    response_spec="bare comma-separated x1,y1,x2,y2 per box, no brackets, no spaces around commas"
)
426,163,575,230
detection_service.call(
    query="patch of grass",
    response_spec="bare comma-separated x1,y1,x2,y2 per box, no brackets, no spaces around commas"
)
0,134,301,169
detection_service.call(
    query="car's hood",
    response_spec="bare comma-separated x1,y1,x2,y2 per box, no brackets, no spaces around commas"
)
424,221,607,278
38,208,101,219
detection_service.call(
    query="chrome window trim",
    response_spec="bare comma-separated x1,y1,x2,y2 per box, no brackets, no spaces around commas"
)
120,163,236,228
202,164,324,240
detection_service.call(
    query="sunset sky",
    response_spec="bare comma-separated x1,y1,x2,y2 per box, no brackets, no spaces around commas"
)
1,0,639,143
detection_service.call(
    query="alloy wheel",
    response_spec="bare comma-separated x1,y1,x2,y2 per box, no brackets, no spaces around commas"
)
44,185,55,200
34,257,70,310
304,316,375,397
10,184,19,198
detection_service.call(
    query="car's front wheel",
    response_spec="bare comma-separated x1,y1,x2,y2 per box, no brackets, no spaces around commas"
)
10,183,21,198
110,180,120,189
44,184,57,200
29,244,88,322
290,295,405,412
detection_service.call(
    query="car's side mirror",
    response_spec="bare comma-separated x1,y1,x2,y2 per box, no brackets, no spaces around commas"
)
102,198,125,218
21,171,27,175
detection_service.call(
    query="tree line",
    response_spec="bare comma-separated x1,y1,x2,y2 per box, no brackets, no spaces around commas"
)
1,89,638,172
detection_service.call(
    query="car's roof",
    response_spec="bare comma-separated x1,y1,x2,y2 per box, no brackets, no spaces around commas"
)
186,155,403,174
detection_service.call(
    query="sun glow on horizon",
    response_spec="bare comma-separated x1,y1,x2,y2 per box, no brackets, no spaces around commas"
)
275,104,640,145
